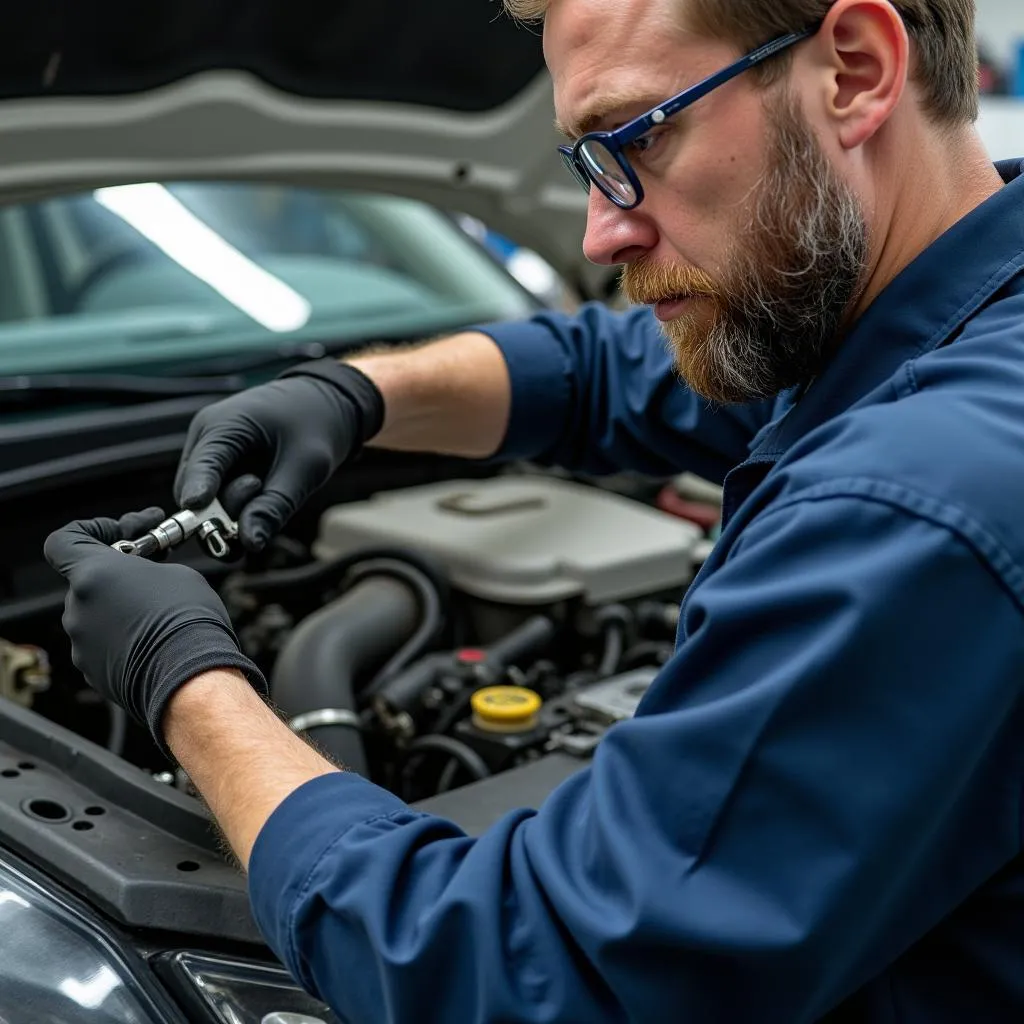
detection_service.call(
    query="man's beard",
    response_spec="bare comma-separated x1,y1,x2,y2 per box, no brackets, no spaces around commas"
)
621,90,870,405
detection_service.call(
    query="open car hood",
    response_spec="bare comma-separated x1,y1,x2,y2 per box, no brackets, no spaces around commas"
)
0,0,609,292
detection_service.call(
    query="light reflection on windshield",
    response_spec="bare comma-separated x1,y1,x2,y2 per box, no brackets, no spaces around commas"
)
95,184,312,333
0,183,534,376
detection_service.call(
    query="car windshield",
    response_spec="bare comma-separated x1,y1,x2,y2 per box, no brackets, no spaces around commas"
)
0,182,536,376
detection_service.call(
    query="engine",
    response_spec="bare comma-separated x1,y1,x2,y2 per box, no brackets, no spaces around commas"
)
222,474,704,807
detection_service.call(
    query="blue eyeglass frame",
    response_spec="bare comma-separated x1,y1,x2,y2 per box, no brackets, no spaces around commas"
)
558,23,821,210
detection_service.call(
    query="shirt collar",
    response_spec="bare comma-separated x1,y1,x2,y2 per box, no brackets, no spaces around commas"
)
748,158,1024,462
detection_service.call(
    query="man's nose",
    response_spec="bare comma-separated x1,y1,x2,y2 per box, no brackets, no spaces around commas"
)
581,188,658,266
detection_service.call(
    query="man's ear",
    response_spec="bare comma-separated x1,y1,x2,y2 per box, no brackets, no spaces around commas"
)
815,0,910,150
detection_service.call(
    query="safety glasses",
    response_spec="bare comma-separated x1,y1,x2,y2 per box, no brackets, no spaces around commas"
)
558,24,820,210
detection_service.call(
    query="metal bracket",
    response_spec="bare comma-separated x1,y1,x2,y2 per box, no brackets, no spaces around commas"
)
0,640,51,708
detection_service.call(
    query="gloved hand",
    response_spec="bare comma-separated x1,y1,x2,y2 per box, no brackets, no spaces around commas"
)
173,359,385,551
44,509,268,757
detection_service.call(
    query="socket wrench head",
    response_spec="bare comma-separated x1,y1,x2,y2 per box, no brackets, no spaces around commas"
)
110,498,239,560
111,535,161,558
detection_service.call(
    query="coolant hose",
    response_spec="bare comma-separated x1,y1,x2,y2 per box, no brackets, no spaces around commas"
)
375,614,556,720
593,604,632,678
270,575,420,775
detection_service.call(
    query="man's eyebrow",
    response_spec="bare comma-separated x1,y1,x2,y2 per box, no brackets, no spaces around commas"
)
554,92,664,141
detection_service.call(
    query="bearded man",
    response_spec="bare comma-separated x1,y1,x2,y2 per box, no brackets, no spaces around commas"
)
43,0,1024,1020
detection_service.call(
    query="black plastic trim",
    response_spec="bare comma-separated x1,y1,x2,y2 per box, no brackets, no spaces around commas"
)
0,393,213,470
412,752,584,836
0,696,263,945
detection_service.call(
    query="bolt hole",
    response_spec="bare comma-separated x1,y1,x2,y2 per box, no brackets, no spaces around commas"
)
85,805,106,816
452,162,471,183
17,762,35,771
72,821,94,831
23,798,71,823
177,861,200,873
1,769,19,779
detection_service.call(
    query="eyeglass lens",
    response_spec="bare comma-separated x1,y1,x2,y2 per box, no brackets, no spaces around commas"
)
579,140,638,206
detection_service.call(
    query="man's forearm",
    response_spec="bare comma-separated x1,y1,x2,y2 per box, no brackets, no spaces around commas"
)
163,670,339,870
345,331,512,459
161,334,513,866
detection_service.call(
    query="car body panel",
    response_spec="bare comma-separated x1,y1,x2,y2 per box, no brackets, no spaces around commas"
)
0,2,605,291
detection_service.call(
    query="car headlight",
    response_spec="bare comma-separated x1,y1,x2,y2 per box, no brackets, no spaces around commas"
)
0,853,171,1023
0,850,336,1024
157,952,338,1024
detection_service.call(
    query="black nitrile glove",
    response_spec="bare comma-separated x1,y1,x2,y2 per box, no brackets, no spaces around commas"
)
44,509,268,758
173,359,385,551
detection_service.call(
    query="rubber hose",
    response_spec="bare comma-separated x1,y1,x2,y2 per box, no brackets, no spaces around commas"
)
598,623,626,677
401,734,491,787
485,615,557,669
107,702,128,757
229,546,448,603
350,561,446,699
271,575,420,775
372,653,450,718
376,615,556,718
593,604,632,677
619,640,675,672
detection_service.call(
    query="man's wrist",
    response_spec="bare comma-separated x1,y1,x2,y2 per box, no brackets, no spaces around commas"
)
163,668,265,752
161,667,340,871
170,667,252,707
341,332,512,458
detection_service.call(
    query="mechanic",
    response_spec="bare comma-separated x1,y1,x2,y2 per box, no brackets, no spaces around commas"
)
42,0,1024,1020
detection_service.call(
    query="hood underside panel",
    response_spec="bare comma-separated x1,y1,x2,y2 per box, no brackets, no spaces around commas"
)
2,0,545,110
0,2,606,290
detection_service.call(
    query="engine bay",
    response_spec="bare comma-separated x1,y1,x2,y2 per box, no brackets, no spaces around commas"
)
6,468,712,794
2,469,707,802
0,447,716,945
223,473,701,806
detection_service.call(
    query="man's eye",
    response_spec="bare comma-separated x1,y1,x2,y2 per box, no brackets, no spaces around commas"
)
626,129,667,159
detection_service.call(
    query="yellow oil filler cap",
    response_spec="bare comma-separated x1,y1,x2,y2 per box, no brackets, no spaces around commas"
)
471,686,542,733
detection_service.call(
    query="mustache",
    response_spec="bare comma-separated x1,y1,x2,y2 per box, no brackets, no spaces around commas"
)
620,257,721,306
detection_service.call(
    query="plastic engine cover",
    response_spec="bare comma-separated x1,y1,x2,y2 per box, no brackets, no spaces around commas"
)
314,476,702,605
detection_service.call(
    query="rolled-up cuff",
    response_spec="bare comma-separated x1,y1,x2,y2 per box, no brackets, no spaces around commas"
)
473,318,573,462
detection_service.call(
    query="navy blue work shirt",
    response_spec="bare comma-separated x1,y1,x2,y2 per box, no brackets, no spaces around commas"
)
249,159,1024,1022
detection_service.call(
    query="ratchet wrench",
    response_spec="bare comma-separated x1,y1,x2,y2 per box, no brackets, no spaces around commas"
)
111,498,239,561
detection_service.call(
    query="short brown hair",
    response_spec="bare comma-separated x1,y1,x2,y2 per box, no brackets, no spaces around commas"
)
503,0,979,124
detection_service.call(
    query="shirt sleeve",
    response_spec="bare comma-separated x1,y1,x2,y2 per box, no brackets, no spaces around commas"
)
476,302,775,482
248,491,1024,1024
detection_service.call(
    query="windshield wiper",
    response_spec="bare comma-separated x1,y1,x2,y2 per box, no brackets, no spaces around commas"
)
162,341,345,378
161,310,504,378
0,373,248,409
0,312,514,409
